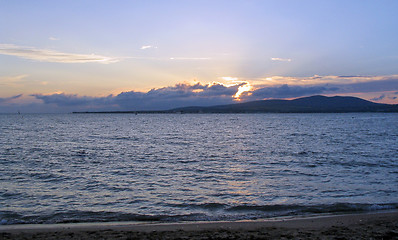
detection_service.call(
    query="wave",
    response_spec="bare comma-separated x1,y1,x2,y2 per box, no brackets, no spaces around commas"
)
225,203,398,214
1,203,397,225
0,210,206,225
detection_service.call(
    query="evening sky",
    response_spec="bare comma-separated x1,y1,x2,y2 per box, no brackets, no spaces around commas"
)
1,0,398,112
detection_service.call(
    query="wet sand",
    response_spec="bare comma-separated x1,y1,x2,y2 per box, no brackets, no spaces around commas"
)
1,211,397,239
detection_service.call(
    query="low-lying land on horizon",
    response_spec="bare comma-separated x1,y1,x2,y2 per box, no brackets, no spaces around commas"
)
73,95,398,114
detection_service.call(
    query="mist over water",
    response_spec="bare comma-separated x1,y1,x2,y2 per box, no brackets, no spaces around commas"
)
0,113,397,224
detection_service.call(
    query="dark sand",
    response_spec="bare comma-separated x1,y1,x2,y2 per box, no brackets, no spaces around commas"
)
1,211,397,239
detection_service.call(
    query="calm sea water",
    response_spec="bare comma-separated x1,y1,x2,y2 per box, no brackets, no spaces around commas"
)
0,113,397,225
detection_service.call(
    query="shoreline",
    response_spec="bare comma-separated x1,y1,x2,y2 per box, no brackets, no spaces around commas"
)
1,210,397,239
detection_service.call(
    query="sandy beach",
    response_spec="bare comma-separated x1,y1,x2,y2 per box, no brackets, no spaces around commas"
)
1,211,397,239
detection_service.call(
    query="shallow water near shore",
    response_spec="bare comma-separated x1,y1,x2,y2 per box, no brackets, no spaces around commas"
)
1,113,398,224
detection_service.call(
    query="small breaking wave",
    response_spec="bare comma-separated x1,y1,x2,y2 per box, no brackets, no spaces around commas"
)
1,203,397,225
0,210,206,225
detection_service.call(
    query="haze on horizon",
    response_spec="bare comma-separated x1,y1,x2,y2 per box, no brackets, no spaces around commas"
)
1,0,398,113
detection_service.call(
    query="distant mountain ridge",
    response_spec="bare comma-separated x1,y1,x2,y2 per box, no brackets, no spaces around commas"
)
170,95,398,113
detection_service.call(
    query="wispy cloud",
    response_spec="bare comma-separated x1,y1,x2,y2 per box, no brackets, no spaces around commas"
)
0,74,28,82
371,94,386,101
0,94,23,103
140,45,157,50
49,37,59,41
169,57,210,60
219,77,239,81
0,74,29,87
0,44,120,64
271,57,292,62
254,74,398,87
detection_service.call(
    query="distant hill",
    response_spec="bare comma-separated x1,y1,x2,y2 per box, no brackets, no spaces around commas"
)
169,95,398,113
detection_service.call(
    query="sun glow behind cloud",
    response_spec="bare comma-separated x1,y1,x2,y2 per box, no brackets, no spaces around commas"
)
234,82,252,100
217,77,253,100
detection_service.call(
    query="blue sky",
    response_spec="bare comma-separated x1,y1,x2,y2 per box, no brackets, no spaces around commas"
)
1,0,398,112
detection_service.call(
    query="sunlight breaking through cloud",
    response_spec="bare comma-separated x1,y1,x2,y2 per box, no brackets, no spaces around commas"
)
234,82,252,100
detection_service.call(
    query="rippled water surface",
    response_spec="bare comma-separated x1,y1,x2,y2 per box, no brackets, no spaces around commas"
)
1,113,397,224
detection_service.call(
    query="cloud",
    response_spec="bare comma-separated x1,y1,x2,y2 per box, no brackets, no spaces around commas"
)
271,57,292,62
251,75,398,96
169,57,210,60
0,44,119,64
371,94,386,101
31,93,113,107
113,82,241,110
4,74,397,112
30,82,245,111
23,77,398,112
338,75,363,78
220,77,239,81
0,94,22,103
0,74,28,84
0,74,28,81
49,37,59,41
256,74,398,86
28,82,341,111
140,45,156,50
334,79,398,94
248,84,338,99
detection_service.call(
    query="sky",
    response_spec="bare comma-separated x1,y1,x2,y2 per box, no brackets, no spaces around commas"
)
1,0,398,113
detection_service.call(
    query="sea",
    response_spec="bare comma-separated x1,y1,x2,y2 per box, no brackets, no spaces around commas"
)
0,113,397,225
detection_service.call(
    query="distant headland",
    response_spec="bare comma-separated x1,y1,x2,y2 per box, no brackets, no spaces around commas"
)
73,95,398,114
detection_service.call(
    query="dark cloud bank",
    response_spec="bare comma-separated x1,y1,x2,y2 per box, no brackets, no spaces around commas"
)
32,83,241,111
30,83,339,112
249,84,338,99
